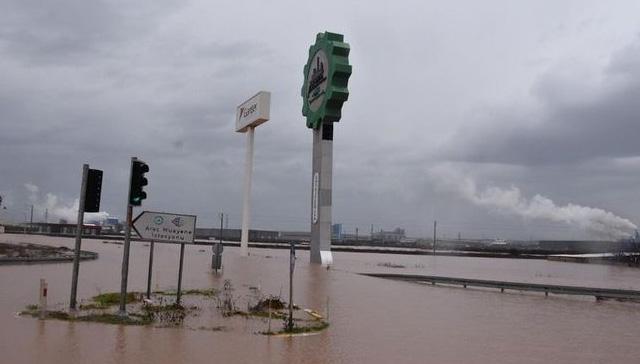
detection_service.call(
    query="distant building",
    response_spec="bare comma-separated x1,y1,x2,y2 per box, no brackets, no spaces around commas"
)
101,218,120,234
195,228,280,242
332,224,344,241
372,228,406,244
29,223,101,236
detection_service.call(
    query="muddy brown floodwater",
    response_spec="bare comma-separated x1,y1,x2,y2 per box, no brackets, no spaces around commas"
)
2,233,640,363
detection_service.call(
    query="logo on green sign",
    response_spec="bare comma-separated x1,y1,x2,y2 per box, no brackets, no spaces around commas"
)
302,32,352,129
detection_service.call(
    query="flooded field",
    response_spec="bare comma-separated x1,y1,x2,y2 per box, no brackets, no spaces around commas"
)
2,233,640,363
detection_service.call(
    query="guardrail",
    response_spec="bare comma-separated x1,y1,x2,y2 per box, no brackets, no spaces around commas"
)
362,273,640,301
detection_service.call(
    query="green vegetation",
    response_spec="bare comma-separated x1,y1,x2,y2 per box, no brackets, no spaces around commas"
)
92,292,139,307
183,288,217,296
19,282,329,336
76,292,139,310
21,309,150,325
154,288,217,297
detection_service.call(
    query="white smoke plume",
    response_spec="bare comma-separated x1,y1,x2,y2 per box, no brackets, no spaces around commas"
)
430,166,637,240
23,183,110,224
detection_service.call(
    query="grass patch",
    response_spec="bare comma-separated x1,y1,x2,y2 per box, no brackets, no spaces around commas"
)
47,311,72,320
154,288,217,297
21,310,149,325
182,288,217,297
25,304,38,311
92,292,139,307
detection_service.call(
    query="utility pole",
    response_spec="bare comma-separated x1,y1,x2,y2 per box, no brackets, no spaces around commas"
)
29,204,33,232
44,208,48,224
355,227,359,241
433,220,437,256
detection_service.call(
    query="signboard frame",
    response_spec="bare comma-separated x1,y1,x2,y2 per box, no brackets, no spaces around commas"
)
235,91,271,133
132,211,197,244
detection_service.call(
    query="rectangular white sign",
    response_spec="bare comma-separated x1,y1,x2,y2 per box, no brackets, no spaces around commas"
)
132,211,197,244
236,91,271,132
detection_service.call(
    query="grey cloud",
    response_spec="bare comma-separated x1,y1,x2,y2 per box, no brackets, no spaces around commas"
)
0,0,182,64
445,36,640,166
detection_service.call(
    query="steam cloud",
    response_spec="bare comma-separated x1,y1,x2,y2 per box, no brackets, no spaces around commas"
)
430,167,637,240
24,183,110,223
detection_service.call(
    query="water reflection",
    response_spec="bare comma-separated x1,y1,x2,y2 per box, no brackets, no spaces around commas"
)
112,325,126,363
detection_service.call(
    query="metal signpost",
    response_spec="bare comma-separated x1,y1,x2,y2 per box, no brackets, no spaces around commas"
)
236,91,271,257
146,240,155,299
70,164,102,310
132,211,197,305
301,32,352,264
119,157,149,315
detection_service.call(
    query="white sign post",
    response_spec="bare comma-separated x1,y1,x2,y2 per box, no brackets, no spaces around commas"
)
236,91,270,256
132,211,196,305
132,211,197,244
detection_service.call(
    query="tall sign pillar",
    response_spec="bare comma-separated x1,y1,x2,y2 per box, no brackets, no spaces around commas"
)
302,32,352,264
236,91,270,256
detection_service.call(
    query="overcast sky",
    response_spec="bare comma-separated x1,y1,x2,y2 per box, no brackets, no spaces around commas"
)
2,0,640,240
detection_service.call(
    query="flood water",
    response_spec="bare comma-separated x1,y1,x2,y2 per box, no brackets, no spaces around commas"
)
2,233,640,363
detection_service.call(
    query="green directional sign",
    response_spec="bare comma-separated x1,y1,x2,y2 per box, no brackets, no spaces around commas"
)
302,31,352,129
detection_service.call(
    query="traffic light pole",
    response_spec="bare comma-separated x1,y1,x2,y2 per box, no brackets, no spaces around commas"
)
119,157,136,316
69,163,88,310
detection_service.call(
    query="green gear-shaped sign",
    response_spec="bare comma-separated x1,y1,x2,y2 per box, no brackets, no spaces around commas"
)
301,32,352,129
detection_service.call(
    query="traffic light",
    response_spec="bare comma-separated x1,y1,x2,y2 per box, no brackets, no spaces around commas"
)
129,160,149,206
84,169,103,212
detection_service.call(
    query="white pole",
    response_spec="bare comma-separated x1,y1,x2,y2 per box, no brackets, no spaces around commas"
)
240,126,255,256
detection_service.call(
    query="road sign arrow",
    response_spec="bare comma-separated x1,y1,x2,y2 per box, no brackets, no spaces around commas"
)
132,211,197,244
